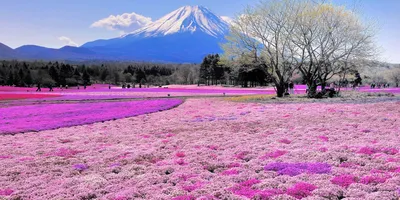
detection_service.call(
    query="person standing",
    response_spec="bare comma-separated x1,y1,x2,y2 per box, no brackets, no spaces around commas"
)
36,83,41,92
289,82,294,94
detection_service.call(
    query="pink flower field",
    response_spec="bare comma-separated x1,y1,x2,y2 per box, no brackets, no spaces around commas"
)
1,96,400,199
0,99,182,134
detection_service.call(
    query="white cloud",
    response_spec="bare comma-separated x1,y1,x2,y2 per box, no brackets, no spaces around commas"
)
58,36,78,47
91,12,152,34
221,16,234,25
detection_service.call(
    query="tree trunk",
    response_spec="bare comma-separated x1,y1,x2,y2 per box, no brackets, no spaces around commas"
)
276,84,286,98
321,81,326,91
307,81,318,98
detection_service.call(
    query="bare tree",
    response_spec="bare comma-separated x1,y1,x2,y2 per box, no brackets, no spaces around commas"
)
222,0,376,98
292,2,376,97
387,68,400,87
222,0,305,97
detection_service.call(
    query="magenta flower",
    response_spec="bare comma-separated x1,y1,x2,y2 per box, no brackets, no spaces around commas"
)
175,159,186,165
171,195,196,200
319,147,328,152
286,182,317,199
54,148,83,158
279,139,291,144
227,163,241,168
318,135,329,142
382,147,398,155
360,175,389,185
182,182,203,192
175,152,185,157
0,189,13,196
262,150,288,159
264,162,331,176
358,147,377,155
331,174,357,188
221,169,239,175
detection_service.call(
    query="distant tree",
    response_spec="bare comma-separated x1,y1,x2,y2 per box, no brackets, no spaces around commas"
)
16,68,25,86
72,68,82,83
100,69,109,82
48,66,59,84
6,71,14,86
124,73,133,83
199,56,211,85
23,70,33,86
388,68,400,87
82,69,90,85
135,69,146,83
113,72,120,84
139,78,146,88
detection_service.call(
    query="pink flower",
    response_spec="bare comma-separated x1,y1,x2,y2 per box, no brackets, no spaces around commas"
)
176,152,185,157
0,189,13,196
358,147,377,155
234,151,249,160
382,147,398,155
261,150,288,159
113,196,129,200
331,174,357,188
318,135,329,142
360,175,389,185
221,169,239,175
53,148,83,158
228,163,241,168
361,129,371,133
175,159,186,165
286,182,317,199
171,195,195,200
207,145,218,150
319,147,328,152
161,139,169,143
182,182,203,192
279,139,291,144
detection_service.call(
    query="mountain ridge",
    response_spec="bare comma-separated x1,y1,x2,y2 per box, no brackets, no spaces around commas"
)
0,5,229,63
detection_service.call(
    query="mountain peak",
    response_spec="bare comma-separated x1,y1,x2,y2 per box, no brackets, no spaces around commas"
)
124,5,229,38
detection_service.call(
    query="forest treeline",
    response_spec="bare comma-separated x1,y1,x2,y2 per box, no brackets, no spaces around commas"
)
0,56,277,88
1,57,398,89
0,60,199,87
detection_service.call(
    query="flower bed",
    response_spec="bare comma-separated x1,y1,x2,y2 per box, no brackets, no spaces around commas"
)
0,93,62,100
0,98,399,199
0,99,182,134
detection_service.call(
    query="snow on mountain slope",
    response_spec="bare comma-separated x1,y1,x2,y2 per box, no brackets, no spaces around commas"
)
123,5,229,38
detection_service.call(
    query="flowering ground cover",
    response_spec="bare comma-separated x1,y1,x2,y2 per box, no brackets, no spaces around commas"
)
0,99,182,134
0,98,399,199
0,93,62,100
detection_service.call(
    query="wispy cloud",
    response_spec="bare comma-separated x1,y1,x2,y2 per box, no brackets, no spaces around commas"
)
58,36,78,47
91,12,152,34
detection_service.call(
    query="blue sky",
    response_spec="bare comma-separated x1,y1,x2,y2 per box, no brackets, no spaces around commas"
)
1,0,399,63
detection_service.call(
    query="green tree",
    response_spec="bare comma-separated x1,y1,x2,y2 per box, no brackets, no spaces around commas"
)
100,69,109,82
82,69,90,85
199,56,211,85
48,66,59,84
7,71,14,86
23,70,33,86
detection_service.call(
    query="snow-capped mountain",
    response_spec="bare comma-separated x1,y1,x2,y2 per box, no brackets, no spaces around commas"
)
124,5,229,38
0,6,231,63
